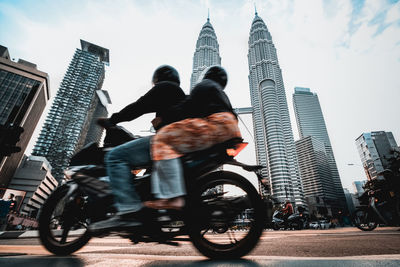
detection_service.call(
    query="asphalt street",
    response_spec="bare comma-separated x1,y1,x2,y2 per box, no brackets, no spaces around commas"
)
0,227,399,266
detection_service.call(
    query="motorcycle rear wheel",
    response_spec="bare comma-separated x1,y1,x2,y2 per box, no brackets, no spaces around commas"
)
187,171,265,259
353,208,378,231
39,185,92,255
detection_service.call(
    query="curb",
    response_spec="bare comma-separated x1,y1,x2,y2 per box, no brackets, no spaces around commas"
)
0,229,86,239
0,230,38,239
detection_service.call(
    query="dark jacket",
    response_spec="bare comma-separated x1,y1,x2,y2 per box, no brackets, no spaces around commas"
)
109,81,186,130
168,79,236,122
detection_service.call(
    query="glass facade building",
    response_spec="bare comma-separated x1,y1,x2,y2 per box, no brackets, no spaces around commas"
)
190,16,221,91
295,136,343,215
247,13,305,206
293,87,347,212
0,46,50,188
356,131,398,181
352,180,366,196
32,40,110,181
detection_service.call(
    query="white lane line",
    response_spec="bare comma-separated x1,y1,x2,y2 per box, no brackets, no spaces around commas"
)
78,253,400,261
245,254,400,260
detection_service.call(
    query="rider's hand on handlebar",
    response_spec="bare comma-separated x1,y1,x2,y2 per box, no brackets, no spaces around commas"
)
97,117,115,129
151,117,162,129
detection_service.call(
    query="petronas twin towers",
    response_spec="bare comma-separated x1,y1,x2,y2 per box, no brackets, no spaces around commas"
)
192,12,306,206
190,16,221,91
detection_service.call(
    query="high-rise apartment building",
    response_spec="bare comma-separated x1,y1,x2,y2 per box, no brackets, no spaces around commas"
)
0,45,50,188
247,12,305,205
293,87,346,212
32,40,110,181
190,16,221,91
355,131,398,180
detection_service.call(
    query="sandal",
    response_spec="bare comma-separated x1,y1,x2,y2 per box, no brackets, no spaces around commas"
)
143,197,185,210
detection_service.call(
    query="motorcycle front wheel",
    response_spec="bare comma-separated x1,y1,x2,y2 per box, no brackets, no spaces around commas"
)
187,171,265,259
39,185,92,255
353,208,378,231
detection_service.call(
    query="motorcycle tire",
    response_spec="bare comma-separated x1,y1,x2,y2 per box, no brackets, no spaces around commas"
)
187,171,265,259
39,185,92,255
352,208,378,231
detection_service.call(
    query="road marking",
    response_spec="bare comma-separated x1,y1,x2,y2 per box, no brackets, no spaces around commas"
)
51,252,400,261
0,245,134,255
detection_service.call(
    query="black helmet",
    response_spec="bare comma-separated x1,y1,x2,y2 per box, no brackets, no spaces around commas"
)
202,65,228,89
152,65,180,85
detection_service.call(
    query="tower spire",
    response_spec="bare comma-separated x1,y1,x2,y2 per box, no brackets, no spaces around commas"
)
207,8,210,22
254,3,258,16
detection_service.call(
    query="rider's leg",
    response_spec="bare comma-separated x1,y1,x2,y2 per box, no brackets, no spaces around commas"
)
106,136,152,214
151,158,185,199
145,158,186,209
89,136,152,232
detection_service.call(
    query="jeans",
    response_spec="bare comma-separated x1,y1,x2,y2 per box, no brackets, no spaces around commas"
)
105,136,151,213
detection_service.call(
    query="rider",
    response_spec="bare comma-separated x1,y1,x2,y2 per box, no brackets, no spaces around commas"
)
90,65,186,232
281,199,294,220
143,66,242,210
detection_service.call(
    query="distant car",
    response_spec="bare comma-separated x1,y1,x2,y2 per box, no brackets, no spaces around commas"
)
309,221,320,229
319,220,331,229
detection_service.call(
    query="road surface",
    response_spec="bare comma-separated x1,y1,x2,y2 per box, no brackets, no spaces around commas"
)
0,227,399,266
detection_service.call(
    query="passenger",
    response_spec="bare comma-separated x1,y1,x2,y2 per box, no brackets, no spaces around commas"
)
144,66,242,210
90,65,186,232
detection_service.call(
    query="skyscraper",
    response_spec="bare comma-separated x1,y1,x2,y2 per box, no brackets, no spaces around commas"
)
247,12,305,206
32,40,110,181
293,87,346,212
356,131,398,180
295,136,335,199
0,45,50,188
190,15,221,91
295,136,341,215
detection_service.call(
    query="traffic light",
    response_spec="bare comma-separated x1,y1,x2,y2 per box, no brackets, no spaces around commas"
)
0,124,24,157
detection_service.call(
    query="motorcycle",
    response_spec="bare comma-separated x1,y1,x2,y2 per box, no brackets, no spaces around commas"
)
271,205,307,230
353,188,399,231
38,125,268,259
353,149,400,231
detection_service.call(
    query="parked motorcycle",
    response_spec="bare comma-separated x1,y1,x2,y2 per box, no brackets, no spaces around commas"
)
353,149,400,231
38,125,267,259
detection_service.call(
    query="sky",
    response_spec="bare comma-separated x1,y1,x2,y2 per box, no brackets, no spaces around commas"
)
1,0,400,193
